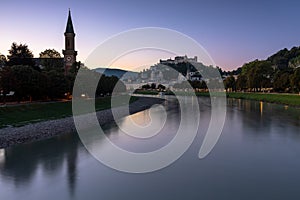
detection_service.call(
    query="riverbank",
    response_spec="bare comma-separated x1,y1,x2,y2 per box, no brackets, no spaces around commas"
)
193,92,300,106
225,92,300,106
0,97,164,148
135,90,300,106
0,95,138,128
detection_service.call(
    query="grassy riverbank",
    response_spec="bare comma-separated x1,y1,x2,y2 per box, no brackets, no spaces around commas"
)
0,95,138,128
134,89,300,106
195,92,300,106
225,92,300,106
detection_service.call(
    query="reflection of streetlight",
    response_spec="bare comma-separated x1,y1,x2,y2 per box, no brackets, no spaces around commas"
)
81,94,86,98
260,101,263,117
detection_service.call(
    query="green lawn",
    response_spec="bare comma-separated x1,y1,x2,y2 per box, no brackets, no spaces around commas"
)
0,95,138,128
194,92,300,106
226,92,300,106
134,89,300,106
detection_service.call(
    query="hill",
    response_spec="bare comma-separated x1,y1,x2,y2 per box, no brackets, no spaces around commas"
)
224,46,300,93
94,67,139,80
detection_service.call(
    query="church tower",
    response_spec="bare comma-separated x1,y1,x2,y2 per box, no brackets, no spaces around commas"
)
63,10,77,74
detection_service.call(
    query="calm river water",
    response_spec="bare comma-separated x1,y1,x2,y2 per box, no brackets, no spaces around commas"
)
1,96,300,200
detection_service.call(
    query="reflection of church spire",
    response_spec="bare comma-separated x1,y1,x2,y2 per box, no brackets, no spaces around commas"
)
66,135,79,197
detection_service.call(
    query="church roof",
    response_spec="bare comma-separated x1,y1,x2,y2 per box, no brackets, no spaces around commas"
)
65,10,75,34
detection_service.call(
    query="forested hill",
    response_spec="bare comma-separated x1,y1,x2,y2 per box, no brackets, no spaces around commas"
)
224,46,300,76
224,46,300,92
267,46,300,69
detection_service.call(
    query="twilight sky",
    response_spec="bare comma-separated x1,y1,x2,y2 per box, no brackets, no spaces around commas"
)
1,0,300,70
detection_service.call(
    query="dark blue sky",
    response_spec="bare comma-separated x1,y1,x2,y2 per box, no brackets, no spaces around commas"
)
1,0,300,70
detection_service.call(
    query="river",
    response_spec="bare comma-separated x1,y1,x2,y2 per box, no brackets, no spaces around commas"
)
0,96,300,200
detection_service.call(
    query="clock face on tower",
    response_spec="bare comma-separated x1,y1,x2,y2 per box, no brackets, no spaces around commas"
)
66,56,72,62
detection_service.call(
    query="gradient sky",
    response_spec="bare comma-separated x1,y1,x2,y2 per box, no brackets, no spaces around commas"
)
1,0,300,70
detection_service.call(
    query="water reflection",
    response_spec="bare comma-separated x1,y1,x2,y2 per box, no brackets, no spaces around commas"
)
0,133,82,197
1,97,300,199
227,98,300,139
92,97,183,153
260,101,263,117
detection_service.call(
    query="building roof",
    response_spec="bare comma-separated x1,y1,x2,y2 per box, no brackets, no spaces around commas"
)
65,10,75,34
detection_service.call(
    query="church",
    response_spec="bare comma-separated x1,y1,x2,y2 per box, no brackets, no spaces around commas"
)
29,10,78,74
62,10,77,73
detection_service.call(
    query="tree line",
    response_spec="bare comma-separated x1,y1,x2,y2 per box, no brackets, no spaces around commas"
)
224,47,300,93
0,43,126,103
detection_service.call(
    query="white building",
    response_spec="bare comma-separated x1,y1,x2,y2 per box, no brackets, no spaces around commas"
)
160,55,198,65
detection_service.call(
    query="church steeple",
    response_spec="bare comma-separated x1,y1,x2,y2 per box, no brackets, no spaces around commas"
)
65,9,75,34
63,9,77,74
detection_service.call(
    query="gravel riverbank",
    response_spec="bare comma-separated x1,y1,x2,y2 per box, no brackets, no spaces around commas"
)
0,97,164,148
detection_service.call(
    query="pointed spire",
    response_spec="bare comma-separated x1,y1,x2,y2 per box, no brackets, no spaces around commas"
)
65,9,75,34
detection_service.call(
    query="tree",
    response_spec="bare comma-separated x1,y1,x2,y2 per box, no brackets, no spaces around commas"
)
9,65,44,102
291,68,300,92
190,80,205,89
42,59,64,72
241,60,259,75
0,66,13,103
289,55,300,68
273,71,292,92
141,84,151,90
0,54,7,67
39,49,61,58
236,74,247,91
245,60,273,91
150,83,156,89
7,43,34,66
157,84,166,91
267,48,289,70
268,47,300,70
97,75,126,96
224,76,236,92
8,42,34,59
38,49,64,72
45,70,68,99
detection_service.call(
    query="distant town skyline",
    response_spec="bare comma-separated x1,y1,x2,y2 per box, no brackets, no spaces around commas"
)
1,0,300,71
